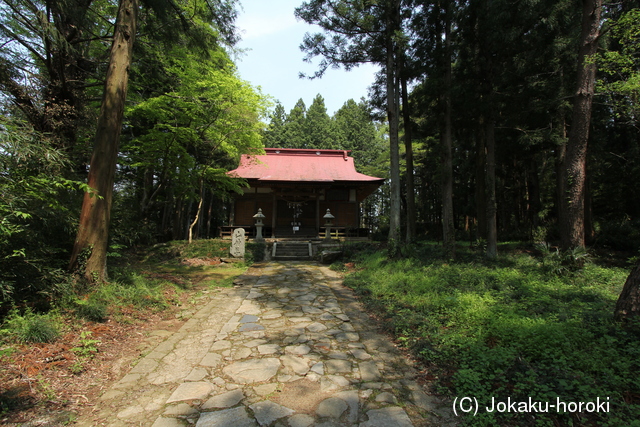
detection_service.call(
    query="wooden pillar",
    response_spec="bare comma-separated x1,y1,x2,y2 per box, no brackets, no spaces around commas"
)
254,187,258,214
316,192,320,238
271,192,277,238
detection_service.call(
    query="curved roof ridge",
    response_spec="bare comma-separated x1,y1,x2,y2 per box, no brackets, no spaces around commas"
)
228,148,383,183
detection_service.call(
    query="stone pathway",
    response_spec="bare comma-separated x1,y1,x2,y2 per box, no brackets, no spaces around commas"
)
75,262,456,427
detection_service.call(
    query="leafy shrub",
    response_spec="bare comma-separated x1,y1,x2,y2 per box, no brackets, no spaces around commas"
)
341,241,377,258
143,239,231,263
536,242,591,274
75,299,108,322
596,218,640,250
2,308,60,343
71,331,101,358
247,241,266,263
0,118,85,309
329,261,346,272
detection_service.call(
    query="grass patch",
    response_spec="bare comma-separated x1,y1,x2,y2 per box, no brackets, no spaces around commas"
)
342,242,640,427
1,308,60,343
92,240,250,319
1,239,249,335
142,239,233,264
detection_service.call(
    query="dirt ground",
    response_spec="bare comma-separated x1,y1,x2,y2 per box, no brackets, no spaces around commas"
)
0,307,187,426
0,258,232,426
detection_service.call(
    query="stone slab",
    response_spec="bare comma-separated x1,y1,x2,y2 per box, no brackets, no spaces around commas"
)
316,397,348,418
222,358,280,384
196,406,256,427
202,389,244,410
359,361,381,381
249,400,295,426
360,407,413,427
166,382,214,403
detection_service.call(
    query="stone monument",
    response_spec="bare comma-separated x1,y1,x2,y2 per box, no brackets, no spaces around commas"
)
230,228,246,258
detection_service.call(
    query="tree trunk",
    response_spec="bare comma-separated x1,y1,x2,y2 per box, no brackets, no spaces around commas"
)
184,200,193,240
206,193,214,238
527,157,542,235
584,171,595,244
560,0,601,250
188,179,205,244
475,126,487,241
441,6,455,259
68,0,138,282
615,259,640,322
400,63,416,243
173,197,183,240
485,115,498,259
555,120,567,235
189,197,203,244
386,0,402,245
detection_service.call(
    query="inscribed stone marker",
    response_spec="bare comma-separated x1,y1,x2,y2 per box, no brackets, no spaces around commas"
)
231,228,246,258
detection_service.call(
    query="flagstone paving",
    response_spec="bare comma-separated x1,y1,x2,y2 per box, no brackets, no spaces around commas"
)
75,262,457,426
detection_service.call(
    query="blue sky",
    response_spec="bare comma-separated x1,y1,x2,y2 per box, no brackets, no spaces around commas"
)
235,0,379,116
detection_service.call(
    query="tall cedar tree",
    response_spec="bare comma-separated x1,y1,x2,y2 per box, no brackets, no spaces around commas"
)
559,0,602,250
68,0,240,281
296,0,404,244
68,0,138,282
439,0,455,259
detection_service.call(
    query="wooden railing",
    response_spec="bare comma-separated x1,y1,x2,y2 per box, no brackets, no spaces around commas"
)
220,225,370,239
319,227,370,239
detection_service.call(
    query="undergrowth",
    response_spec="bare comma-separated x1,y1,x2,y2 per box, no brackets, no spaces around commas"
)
0,307,60,343
1,239,248,342
342,242,640,427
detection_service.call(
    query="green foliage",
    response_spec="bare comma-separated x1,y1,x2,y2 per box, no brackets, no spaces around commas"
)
74,298,108,323
70,331,101,374
262,97,386,171
144,239,231,263
341,243,639,426
598,8,640,122
329,261,346,272
118,40,267,244
536,242,591,275
90,273,171,312
0,118,86,306
2,308,60,343
332,99,386,174
71,331,101,358
247,241,266,263
596,218,640,251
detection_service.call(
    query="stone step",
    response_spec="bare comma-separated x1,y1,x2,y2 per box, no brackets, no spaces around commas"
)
273,242,312,260
276,249,310,255
273,256,311,261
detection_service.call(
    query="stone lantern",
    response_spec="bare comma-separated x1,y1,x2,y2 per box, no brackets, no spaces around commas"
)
323,209,335,241
253,208,265,241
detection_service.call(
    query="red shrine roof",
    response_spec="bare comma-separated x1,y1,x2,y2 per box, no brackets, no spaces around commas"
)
228,148,384,184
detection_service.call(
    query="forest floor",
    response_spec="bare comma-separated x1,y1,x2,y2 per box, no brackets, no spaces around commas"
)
0,250,248,426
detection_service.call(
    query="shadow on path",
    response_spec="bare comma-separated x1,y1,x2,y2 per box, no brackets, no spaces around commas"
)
75,261,456,427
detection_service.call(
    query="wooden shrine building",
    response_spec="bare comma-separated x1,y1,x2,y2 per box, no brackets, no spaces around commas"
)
225,148,384,239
